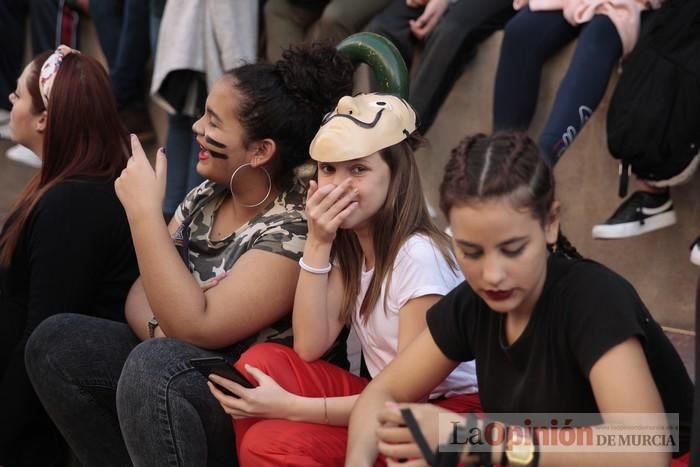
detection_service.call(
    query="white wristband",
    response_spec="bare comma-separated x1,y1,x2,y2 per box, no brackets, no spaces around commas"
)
298,257,332,274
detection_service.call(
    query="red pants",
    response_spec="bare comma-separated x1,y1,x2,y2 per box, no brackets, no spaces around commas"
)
672,452,690,466
232,343,482,467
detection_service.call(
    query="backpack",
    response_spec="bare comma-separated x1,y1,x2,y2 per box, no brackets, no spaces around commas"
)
606,0,700,197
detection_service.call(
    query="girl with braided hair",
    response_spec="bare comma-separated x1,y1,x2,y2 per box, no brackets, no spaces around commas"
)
346,131,693,466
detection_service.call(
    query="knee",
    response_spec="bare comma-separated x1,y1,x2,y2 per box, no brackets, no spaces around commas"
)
579,15,621,52
263,0,287,21
431,13,464,40
364,15,385,35
236,343,297,375
25,313,90,377
118,338,211,399
119,338,187,387
501,13,535,52
318,2,352,35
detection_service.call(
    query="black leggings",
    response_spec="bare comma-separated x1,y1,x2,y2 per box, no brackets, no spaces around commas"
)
492,8,622,165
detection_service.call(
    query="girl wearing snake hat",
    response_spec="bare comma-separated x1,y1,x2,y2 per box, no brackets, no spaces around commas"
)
207,93,480,466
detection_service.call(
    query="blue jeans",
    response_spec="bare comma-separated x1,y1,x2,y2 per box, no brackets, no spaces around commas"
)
90,0,151,110
25,314,239,467
0,0,60,111
366,0,514,133
163,114,205,219
492,8,622,165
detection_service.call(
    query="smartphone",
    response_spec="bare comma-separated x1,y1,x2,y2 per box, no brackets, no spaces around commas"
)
190,356,255,397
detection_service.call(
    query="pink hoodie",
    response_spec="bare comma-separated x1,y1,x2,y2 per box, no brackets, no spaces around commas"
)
512,0,664,55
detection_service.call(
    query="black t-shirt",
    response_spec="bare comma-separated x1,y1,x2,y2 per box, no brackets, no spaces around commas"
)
427,252,693,454
0,176,138,461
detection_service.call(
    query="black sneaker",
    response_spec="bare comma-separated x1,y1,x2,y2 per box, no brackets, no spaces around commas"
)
690,237,700,266
592,190,676,239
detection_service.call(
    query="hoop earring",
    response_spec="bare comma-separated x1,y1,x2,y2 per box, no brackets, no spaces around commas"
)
229,163,272,208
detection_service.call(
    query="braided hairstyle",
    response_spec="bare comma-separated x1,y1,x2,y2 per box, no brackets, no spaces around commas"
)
439,131,581,259
225,42,354,189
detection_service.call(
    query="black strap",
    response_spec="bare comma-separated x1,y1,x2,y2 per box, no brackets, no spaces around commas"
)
434,413,494,467
500,425,510,466
531,428,540,467
618,162,631,198
400,408,436,465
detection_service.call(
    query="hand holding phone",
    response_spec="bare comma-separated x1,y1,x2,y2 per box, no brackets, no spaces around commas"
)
190,356,254,397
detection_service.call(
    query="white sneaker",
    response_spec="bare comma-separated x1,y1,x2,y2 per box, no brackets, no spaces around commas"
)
6,144,42,168
592,191,676,239
691,238,700,266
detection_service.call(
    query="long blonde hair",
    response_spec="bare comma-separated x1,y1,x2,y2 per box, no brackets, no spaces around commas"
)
332,135,457,324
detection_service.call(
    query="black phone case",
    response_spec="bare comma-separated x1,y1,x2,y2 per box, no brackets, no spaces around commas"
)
189,357,255,391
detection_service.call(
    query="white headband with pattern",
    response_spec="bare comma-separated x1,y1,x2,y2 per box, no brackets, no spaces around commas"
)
39,45,80,108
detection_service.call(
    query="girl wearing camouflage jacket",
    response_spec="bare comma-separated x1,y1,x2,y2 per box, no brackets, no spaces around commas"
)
25,44,354,467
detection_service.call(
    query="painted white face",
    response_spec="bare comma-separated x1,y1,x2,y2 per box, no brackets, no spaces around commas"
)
448,198,558,317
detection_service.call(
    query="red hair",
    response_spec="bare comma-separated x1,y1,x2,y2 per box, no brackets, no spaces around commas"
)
0,52,130,265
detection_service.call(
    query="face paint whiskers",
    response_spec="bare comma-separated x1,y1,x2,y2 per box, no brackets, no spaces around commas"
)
205,136,228,159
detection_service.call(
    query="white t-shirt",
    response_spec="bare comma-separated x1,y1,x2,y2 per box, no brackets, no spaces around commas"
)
351,234,478,398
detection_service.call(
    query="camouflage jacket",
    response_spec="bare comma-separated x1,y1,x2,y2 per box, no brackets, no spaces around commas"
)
171,179,307,350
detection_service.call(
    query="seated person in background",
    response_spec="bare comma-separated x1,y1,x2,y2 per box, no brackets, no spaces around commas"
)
24,43,354,467
492,1,664,166
366,0,514,133
1,0,75,168
207,93,479,467
1,46,138,467
346,132,693,467
263,0,392,62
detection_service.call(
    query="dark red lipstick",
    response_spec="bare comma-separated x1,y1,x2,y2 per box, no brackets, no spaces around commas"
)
484,290,514,301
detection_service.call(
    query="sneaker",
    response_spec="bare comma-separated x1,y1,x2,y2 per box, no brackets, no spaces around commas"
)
690,237,700,266
592,190,676,239
6,144,42,168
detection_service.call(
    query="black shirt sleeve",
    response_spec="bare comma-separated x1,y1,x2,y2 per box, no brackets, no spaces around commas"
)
563,261,646,377
426,282,476,362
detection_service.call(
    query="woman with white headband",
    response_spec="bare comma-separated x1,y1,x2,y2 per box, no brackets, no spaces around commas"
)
0,46,139,466
25,43,356,467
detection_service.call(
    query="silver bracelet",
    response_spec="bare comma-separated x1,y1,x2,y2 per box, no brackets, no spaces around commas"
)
298,257,332,274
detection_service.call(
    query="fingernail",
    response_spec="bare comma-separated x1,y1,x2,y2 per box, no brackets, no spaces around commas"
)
385,401,398,408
